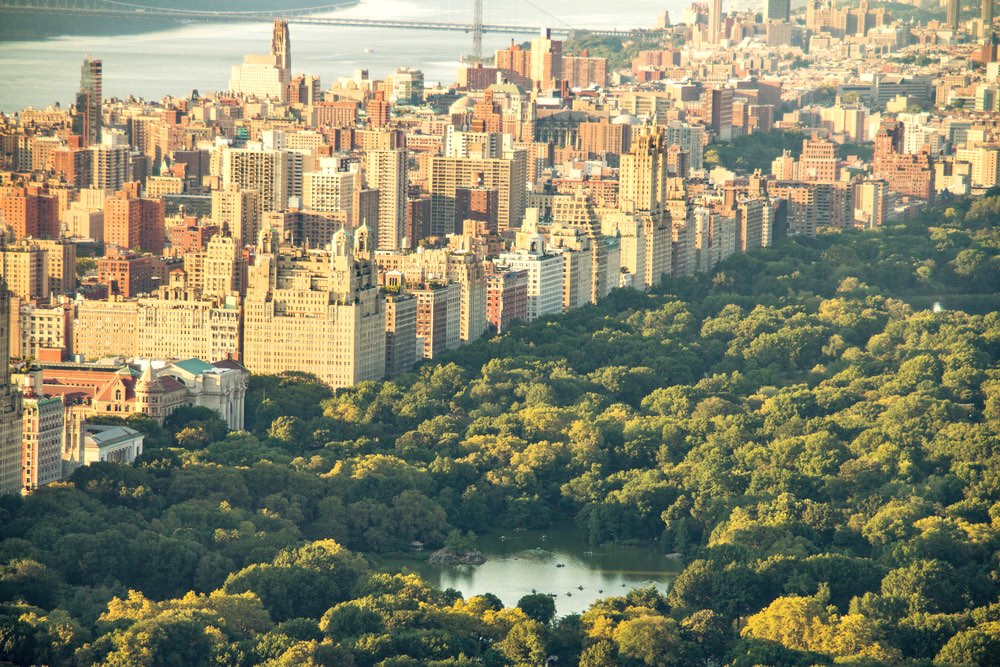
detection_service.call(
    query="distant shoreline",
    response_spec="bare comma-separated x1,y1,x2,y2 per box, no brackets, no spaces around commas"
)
0,0,361,41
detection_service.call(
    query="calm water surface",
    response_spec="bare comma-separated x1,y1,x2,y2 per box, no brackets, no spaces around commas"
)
387,528,683,616
0,0,681,112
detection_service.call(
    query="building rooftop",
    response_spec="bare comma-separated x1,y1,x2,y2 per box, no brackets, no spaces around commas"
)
172,358,216,376
85,424,141,447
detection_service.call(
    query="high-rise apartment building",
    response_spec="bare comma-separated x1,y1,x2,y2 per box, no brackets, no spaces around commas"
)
0,187,60,240
735,197,766,252
455,186,499,234
366,149,408,250
35,239,77,295
578,120,632,158
80,56,102,146
486,268,528,333
562,54,608,89
854,179,888,229
607,126,674,289
530,28,563,91
412,282,461,359
0,243,49,299
89,136,131,192
11,298,73,359
428,149,527,235
703,87,734,141
551,193,616,303
373,247,488,344
494,217,565,321
303,163,356,216
389,67,425,105
222,143,289,214
494,41,533,84
665,122,705,171
548,224,595,312
243,225,386,388
202,233,244,301
212,185,260,244
73,298,140,360
619,128,671,215
0,280,24,495
97,251,157,298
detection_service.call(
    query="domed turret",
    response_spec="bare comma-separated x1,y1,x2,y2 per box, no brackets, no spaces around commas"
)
332,226,352,258
353,222,372,257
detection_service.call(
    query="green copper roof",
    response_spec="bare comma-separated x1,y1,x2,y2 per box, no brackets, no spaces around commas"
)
171,358,215,375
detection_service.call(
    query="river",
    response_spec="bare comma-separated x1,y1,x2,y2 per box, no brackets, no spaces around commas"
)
0,0,687,113
384,528,683,617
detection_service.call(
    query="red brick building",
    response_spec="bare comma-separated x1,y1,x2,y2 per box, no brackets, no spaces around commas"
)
455,186,499,234
0,186,60,240
486,267,528,334
314,101,359,128
97,250,157,297
104,188,165,255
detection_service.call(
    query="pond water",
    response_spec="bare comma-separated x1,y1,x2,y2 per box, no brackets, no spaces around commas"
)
385,528,683,617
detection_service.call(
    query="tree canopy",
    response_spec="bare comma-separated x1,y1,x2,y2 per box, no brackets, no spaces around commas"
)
1,200,998,664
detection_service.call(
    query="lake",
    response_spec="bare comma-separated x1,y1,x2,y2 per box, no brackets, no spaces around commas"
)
385,528,683,617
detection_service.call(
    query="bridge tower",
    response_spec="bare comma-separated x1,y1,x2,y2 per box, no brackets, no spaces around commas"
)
472,0,483,60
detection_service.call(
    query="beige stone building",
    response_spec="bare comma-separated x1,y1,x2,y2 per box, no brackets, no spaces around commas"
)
137,271,241,363
11,297,73,359
0,242,49,300
73,298,140,360
243,224,386,388
34,239,77,296
548,224,595,312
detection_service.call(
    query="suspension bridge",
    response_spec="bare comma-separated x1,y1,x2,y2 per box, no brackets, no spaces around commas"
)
0,0,643,41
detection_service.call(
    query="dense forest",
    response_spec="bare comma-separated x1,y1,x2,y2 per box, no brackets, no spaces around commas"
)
1,197,999,666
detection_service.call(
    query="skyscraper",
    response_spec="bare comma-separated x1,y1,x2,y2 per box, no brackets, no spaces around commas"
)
708,0,723,44
948,0,960,29
0,277,24,495
79,56,102,146
272,19,291,77
984,0,994,26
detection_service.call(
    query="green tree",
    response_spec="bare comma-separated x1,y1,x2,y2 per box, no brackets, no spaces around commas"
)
517,593,556,625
